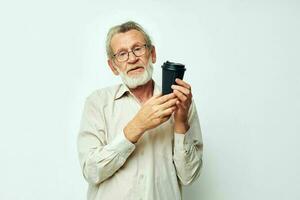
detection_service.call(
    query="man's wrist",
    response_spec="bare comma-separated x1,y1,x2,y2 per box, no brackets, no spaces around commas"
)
123,121,144,143
174,121,190,134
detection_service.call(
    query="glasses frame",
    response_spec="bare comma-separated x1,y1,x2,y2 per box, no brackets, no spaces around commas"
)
113,44,150,62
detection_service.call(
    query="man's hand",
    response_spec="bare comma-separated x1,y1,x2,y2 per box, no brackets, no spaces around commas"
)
124,93,177,143
171,78,193,134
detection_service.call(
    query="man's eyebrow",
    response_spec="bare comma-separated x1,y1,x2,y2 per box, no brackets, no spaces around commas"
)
116,47,128,53
131,42,144,47
116,42,144,53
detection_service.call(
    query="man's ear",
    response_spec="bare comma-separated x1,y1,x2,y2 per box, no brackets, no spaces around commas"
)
150,45,157,64
108,59,119,75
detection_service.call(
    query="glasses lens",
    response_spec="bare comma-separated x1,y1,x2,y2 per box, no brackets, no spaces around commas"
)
117,51,128,62
115,45,147,62
133,45,146,57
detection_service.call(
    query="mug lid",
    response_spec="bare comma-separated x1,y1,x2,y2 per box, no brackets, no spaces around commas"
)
162,61,186,71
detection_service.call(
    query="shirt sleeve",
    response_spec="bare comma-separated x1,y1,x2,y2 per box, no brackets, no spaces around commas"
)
172,100,204,186
77,96,136,185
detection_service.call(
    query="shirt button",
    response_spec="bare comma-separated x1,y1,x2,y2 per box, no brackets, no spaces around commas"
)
140,174,144,179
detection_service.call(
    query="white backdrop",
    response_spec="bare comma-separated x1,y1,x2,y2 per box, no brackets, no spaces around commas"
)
0,0,299,199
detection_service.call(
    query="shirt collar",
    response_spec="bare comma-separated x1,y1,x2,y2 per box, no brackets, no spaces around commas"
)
153,80,162,96
114,80,162,100
114,84,130,100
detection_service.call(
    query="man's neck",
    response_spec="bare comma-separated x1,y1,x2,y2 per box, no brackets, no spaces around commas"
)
129,79,154,104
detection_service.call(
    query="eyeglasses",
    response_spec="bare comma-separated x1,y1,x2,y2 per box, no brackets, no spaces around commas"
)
113,44,149,62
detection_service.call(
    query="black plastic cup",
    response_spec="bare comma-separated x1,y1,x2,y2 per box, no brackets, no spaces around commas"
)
161,61,186,95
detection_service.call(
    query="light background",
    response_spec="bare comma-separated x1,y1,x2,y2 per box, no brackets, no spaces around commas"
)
0,0,299,199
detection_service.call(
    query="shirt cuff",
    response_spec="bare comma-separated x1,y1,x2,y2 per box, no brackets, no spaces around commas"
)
174,127,193,151
107,131,136,158
174,133,185,151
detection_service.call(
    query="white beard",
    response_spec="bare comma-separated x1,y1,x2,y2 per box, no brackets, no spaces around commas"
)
117,59,154,89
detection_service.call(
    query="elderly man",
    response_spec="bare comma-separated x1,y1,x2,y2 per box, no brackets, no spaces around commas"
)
78,21,203,200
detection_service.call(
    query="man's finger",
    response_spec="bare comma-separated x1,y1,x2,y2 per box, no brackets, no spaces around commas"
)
155,93,176,104
152,93,162,99
173,89,188,102
159,98,177,110
171,85,191,96
175,78,191,90
159,106,176,118
145,93,162,105
160,115,172,123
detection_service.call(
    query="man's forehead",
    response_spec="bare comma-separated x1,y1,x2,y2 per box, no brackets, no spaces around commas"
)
111,30,146,51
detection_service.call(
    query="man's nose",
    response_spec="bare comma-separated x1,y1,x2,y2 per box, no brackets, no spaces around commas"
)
127,51,138,63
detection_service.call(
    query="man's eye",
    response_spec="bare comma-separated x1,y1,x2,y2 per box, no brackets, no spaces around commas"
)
118,52,127,57
134,47,142,51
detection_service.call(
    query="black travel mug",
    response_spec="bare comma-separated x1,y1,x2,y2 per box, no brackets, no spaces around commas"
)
161,61,186,95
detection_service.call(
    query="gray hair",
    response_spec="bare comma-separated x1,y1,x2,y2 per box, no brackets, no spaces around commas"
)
106,21,153,59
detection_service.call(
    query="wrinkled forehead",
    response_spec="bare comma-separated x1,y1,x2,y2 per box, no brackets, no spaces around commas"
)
110,30,146,53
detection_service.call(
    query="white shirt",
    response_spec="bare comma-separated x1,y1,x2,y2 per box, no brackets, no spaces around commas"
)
77,81,203,200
